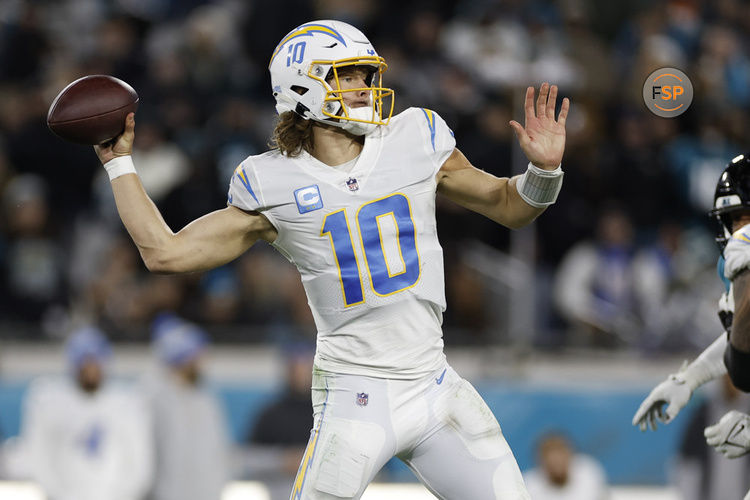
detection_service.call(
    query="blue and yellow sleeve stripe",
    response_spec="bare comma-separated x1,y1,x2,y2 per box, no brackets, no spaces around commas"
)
233,164,259,205
734,232,750,244
420,108,437,152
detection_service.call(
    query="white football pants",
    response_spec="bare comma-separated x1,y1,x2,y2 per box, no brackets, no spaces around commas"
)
289,364,530,499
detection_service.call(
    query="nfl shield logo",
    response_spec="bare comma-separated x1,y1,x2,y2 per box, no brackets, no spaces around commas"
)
356,392,369,406
346,177,359,192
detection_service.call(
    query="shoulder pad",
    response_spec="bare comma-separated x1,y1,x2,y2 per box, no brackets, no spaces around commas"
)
724,223,750,280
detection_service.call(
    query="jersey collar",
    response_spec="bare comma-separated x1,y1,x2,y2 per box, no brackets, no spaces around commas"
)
293,126,383,193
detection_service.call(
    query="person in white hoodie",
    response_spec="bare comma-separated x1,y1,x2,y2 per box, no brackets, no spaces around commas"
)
143,313,230,500
21,326,153,500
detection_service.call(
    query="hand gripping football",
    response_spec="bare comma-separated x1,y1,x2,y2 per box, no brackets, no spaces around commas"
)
47,75,139,145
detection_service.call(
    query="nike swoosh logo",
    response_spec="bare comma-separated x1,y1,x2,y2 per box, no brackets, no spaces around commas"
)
728,423,747,446
436,369,447,385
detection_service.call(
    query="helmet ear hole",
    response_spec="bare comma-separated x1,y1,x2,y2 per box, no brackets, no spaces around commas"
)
291,85,309,96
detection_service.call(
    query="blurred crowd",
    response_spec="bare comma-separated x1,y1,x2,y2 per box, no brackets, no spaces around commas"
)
1,0,750,352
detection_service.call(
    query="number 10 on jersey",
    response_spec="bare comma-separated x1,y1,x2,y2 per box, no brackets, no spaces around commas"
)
321,193,421,306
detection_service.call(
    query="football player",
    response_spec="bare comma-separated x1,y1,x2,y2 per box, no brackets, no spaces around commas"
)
633,155,750,464
94,20,569,499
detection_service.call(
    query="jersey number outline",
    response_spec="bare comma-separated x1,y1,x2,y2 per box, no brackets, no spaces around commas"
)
321,193,420,306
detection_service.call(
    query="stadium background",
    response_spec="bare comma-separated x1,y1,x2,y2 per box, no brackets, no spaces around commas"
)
1,0,750,497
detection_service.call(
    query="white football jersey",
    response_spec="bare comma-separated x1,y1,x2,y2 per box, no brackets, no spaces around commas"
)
717,225,750,330
724,223,750,280
228,108,456,378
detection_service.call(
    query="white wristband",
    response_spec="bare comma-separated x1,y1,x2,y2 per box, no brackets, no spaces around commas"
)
517,162,563,208
103,155,136,181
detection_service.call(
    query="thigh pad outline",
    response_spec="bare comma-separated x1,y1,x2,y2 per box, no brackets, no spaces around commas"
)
313,417,386,498
447,380,509,461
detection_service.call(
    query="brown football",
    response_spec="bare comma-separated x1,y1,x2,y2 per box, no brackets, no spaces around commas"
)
47,75,139,145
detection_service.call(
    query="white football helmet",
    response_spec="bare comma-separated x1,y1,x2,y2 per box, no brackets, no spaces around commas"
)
269,20,394,135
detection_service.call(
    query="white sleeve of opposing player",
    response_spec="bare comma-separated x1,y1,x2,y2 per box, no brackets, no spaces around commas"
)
227,160,264,213
417,108,456,175
724,223,750,280
679,332,729,390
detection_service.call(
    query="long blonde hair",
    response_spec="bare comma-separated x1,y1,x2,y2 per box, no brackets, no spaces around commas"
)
269,111,314,157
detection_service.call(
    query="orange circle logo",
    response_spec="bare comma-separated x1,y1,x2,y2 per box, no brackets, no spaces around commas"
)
642,68,693,118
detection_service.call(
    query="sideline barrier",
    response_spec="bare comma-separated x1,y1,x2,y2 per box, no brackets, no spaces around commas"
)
0,379,695,485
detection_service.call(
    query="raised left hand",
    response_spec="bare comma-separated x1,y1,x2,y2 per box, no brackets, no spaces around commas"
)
509,83,569,170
